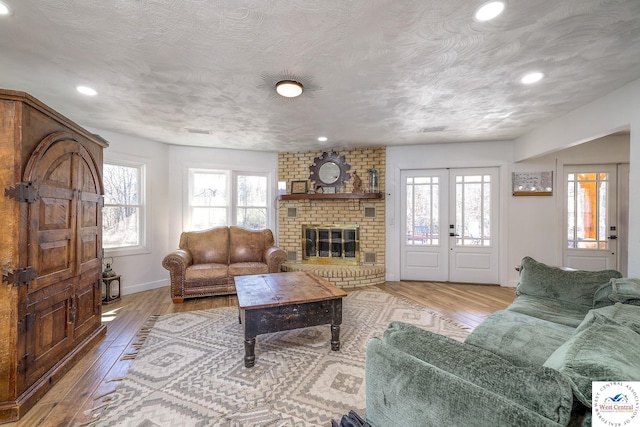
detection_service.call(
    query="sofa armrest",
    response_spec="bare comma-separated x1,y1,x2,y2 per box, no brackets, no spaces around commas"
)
162,249,193,302
263,246,287,273
365,338,565,427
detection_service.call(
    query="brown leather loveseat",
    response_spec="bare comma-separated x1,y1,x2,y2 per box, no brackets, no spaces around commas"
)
162,226,286,303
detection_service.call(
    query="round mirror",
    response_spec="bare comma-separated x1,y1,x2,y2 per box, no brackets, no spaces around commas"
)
318,162,341,185
309,151,351,190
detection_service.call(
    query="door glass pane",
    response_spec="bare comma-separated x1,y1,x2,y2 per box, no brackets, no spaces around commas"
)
406,175,440,245
455,174,491,246
567,172,609,250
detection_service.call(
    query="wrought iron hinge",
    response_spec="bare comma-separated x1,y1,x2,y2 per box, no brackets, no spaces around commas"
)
4,267,37,286
4,181,40,203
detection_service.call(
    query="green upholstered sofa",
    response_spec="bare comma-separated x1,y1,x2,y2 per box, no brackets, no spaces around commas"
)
365,256,640,427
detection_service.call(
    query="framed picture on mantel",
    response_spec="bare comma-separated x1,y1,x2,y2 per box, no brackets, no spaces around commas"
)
291,180,308,194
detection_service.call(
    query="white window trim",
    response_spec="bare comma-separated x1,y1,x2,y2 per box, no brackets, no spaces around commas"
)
103,155,150,257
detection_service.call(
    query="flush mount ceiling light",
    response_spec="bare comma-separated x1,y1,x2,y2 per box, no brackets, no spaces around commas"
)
474,1,505,21
0,1,11,16
521,72,544,85
317,136,328,142
275,80,303,98
77,85,98,96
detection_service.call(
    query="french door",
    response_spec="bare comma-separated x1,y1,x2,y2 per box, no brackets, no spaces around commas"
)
401,168,499,284
563,164,627,272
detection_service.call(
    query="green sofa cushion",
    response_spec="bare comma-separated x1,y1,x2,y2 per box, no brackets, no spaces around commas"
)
507,294,590,327
382,322,574,425
516,256,622,307
543,303,640,407
465,309,576,366
594,278,640,307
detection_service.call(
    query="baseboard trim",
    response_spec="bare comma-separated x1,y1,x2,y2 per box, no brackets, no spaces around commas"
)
121,278,169,296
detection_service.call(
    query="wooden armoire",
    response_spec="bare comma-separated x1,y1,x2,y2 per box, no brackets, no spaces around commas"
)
0,89,107,423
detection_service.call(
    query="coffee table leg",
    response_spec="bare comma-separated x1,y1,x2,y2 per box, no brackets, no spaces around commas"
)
244,337,256,367
331,324,340,351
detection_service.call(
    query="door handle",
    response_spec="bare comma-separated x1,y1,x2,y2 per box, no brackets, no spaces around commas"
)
449,233,460,237
608,235,617,240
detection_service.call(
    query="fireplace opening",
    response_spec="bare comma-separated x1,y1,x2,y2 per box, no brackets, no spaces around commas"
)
302,224,359,265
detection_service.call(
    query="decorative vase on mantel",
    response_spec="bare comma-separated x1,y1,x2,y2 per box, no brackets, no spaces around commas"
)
368,169,379,193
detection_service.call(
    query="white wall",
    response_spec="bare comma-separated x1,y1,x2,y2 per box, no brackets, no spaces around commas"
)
514,77,640,277
166,145,279,251
508,135,629,286
86,127,171,296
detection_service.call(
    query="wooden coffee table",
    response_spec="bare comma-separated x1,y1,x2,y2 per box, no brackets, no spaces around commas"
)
235,271,348,368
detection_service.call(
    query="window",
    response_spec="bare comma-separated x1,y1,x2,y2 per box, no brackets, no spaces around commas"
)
188,169,269,231
236,174,268,229
103,162,145,251
190,170,229,230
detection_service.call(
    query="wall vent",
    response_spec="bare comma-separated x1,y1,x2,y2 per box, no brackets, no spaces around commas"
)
363,206,376,218
419,126,447,133
186,128,212,134
287,207,298,218
364,252,377,264
286,250,297,261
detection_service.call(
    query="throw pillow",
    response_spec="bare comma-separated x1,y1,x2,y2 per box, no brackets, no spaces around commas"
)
593,278,640,308
543,304,640,407
516,256,622,307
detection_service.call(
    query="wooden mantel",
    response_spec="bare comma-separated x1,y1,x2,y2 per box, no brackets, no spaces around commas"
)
279,192,384,201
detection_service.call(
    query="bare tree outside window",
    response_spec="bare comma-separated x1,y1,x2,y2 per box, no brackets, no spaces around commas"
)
103,163,142,248
237,174,267,229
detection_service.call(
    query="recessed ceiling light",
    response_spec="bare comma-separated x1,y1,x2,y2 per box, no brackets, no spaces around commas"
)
521,72,544,85
318,136,328,142
275,80,303,98
474,1,505,21
77,85,98,96
0,1,11,16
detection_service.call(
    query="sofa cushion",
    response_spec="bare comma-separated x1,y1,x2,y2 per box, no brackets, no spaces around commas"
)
465,309,576,366
516,256,622,307
180,227,229,265
229,226,270,263
543,303,640,407
594,278,640,307
382,322,574,425
228,262,269,277
507,294,590,327
185,263,229,280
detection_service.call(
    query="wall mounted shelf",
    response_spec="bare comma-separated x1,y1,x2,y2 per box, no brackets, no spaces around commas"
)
279,192,383,201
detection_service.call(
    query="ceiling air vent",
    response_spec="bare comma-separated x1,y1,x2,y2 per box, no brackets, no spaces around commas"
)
186,128,212,135
419,126,447,133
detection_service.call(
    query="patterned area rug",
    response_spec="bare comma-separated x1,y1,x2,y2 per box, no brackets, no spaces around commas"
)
89,289,469,426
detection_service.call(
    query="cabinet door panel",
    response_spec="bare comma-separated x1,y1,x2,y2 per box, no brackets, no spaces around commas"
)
23,285,74,392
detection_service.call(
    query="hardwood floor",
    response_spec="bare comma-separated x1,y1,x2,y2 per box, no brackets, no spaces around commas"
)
6,282,515,427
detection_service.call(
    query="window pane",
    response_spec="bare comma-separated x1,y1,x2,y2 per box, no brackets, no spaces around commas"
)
103,164,139,204
103,206,139,248
237,208,267,230
192,207,227,230
237,175,267,206
192,172,227,206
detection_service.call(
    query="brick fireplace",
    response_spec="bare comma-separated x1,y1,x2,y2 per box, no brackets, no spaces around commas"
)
277,147,386,288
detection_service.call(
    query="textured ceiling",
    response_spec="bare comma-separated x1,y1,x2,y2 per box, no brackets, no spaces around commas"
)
1,0,640,152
